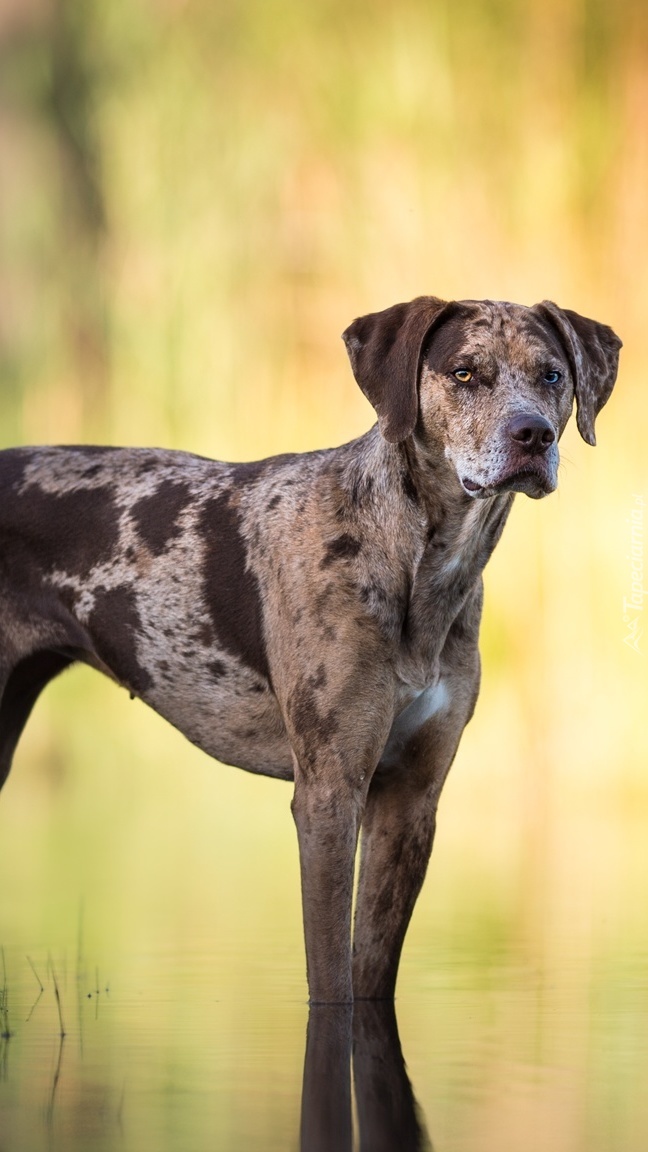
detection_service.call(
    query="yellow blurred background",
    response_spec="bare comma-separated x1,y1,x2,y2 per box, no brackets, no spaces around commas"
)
0,0,647,989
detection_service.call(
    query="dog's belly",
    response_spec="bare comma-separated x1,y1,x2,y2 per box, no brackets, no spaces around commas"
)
138,673,295,780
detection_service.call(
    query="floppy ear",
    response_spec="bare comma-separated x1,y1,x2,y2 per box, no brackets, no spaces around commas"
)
342,296,454,443
533,301,622,446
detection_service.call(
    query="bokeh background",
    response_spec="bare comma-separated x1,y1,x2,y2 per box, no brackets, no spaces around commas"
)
1,1,648,1147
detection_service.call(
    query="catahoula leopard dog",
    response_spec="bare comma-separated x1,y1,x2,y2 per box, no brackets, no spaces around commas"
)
0,296,621,1003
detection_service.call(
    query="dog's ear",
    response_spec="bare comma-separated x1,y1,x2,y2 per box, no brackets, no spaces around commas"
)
342,296,454,443
533,301,622,446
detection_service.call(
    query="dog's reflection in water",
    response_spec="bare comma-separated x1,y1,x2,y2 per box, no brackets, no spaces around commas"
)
300,1001,431,1152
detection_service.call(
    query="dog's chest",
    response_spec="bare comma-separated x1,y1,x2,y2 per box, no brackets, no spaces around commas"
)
379,680,452,770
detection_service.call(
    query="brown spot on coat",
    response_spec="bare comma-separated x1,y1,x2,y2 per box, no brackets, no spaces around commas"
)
289,678,339,767
1,469,120,578
88,586,152,693
131,480,192,557
320,534,362,568
197,620,214,647
200,493,270,681
401,471,420,505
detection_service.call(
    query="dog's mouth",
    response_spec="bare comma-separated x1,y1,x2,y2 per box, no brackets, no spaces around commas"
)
461,465,556,500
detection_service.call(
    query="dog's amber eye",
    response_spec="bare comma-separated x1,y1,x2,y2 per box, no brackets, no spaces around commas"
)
543,370,561,385
453,369,473,383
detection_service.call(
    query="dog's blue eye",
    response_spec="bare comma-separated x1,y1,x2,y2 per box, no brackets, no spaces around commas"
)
453,368,473,383
543,370,561,385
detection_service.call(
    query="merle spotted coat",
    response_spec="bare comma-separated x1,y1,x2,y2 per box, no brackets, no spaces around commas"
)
0,296,621,1003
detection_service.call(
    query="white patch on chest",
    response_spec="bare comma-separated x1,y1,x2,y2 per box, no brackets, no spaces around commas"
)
379,679,452,769
441,552,462,577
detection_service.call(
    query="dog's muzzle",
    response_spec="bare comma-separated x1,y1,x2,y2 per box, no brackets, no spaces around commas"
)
461,413,559,500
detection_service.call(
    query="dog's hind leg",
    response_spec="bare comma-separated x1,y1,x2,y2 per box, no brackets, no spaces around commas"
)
0,649,76,791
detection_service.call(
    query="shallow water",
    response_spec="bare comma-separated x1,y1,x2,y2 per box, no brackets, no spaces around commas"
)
2,934,648,1152
1,669,648,1150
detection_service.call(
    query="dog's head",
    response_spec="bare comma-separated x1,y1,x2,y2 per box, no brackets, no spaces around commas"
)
343,296,622,499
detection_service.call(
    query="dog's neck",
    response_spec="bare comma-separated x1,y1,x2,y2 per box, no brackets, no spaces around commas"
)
397,433,514,680
340,427,513,686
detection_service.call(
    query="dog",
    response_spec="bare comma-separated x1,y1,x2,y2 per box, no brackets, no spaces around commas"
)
0,296,621,1003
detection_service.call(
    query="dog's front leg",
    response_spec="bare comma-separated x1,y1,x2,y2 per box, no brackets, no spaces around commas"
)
291,766,366,1004
352,690,476,1000
352,773,438,1001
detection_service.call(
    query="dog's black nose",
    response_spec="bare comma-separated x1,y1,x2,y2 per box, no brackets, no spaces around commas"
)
506,414,556,454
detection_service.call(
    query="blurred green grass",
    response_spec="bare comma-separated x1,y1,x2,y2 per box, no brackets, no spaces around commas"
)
0,0,647,969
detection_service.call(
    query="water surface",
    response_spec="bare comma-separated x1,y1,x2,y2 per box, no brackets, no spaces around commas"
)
2,932,647,1151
